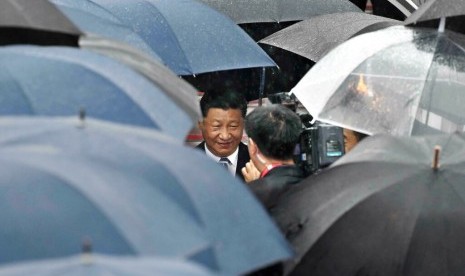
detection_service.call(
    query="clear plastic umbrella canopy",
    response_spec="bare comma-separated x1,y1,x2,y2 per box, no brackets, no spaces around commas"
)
291,25,465,136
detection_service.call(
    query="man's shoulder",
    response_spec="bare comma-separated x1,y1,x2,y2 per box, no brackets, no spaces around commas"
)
237,142,250,161
238,142,249,153
195,141,206,151
267,165,306,181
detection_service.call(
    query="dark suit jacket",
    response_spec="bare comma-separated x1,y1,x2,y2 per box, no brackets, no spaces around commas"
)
248,165,305,210
196,141,249,182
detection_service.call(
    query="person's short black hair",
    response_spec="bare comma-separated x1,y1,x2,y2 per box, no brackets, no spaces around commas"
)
200,89,248,118
245,104,302,160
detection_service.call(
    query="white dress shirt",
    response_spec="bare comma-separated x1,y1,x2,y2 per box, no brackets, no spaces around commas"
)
204,145,238,176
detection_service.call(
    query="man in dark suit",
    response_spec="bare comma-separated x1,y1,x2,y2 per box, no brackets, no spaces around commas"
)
242,104,305,211
196,90,250,182
242,104,305,276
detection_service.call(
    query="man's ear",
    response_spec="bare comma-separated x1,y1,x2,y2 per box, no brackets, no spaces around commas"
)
197,119,204,131
249,138,268,166
248,138,258,155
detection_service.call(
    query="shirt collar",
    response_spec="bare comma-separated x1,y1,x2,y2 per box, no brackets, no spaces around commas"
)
204,143,239,165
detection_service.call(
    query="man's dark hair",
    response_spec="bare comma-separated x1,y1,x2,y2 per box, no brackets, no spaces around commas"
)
200,89,248,118
245,104,302,160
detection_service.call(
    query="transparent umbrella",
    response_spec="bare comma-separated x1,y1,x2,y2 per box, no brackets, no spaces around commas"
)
291,25,465,136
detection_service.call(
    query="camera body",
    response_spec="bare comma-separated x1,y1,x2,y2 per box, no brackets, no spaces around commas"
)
267,92,345,176
296,122,345,176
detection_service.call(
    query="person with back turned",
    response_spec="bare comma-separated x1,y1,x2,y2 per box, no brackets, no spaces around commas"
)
242,104,306,210
196,90,250,182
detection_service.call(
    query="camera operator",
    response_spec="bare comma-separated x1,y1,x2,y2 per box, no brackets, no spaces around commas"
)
242,104,306,211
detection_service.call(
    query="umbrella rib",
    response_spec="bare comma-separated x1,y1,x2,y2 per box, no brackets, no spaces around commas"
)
76,0,162,52
1,65,36,113
408,34,441,134
5,156,139,254
8,1,36,26
78,35,198,119
136,0,194,74
444,174,465,209
448,34,465,55
391,171,433,274
114,137,205,226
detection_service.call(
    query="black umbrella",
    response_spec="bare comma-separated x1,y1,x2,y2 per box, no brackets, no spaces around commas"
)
271,133,465,275
0,0,82,46
260,12,401,62
197,0,361,24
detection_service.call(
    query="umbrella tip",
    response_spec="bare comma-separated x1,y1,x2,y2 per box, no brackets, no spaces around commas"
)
78,107,86,128
432,145,441,170
81,237,93,265
438,17,446,33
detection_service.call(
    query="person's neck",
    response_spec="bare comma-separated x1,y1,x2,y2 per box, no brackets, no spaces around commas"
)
258,157,294,178
266,157,294,166
256,156,294,173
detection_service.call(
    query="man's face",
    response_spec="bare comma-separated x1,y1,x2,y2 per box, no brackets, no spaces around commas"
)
199,108,244,157
343,128,359,153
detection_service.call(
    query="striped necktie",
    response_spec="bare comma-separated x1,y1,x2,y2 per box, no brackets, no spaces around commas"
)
218,157,231,170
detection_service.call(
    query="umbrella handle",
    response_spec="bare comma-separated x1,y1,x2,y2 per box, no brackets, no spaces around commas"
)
258,67,266,106
438,17,446,33
432,145,441,170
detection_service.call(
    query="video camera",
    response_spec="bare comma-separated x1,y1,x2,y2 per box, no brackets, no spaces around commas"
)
268,92,345,176
296,121,345,176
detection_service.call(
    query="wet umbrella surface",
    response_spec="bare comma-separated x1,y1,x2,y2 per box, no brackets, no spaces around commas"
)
291,26,465,136
0,254,216,276
0,0,82,46
51,0,276,75
260,11,401,62
272,133,465,276
198,0,361,24
0,45,194,139
0,117,293,275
